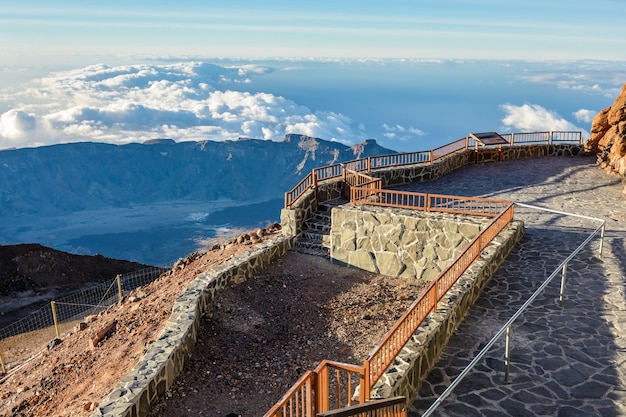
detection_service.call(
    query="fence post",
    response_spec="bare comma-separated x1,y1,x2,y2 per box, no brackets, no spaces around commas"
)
51,301,60,338
117,274,124,304
0,348,6,374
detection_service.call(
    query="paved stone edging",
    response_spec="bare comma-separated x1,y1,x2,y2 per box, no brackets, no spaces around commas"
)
90,234,296,417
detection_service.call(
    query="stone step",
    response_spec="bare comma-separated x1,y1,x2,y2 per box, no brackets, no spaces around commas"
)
309,211,331,223
293,244,330,258
303,219,331,233
318,197,349,212
301,231,330,247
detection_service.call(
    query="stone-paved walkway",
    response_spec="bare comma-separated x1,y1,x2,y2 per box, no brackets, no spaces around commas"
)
391,156,626,417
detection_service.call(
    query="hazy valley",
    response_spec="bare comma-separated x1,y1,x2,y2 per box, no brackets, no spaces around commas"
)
0,134,395,265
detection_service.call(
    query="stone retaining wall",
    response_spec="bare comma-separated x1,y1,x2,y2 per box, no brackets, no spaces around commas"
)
91,234,296,417
477,143,583,164
370,220,524,401
330,205,491,280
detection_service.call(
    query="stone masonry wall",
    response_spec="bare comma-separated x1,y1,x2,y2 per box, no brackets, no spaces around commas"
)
476,144,583,164
91,234,296,417
330,205,491,280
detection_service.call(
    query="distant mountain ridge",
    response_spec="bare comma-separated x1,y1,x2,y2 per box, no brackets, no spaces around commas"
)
0,135,396,217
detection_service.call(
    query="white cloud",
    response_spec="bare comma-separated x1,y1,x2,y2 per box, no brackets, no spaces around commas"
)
573,109,596,124
499,103,589,137
0,61,368,149
381,123,425,141
0,109,37,140
516,62,626,99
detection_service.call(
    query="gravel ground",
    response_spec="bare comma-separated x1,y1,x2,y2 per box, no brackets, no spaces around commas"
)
147,251,429,417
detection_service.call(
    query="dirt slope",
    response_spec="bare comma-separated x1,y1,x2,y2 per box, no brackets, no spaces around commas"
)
0,228,427,417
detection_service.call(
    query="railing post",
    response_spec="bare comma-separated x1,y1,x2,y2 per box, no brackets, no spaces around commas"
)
599,223,605,258
559,262,568,306
367,156,371,172
315,365,328,413
363,360,371,403
313,170,319,206
51,301,60,338
504,326,512,383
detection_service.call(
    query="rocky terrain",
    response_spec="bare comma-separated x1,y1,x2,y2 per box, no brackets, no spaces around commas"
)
585,81,626,197
0,244,150,327
0,225,428,417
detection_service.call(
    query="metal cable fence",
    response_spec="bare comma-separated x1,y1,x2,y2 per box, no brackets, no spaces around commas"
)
0,266,167,372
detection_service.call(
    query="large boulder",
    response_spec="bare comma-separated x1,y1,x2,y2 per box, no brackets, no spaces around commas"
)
584,82,626,197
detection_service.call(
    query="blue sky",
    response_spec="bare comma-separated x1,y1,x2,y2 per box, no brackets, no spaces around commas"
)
2,0,625,63
0,1,625,151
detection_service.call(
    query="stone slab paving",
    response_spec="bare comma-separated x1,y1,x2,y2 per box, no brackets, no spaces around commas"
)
391,156,626,417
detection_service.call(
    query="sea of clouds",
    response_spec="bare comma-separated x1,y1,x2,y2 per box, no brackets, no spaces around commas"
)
0,61,367,149
0,59,620,150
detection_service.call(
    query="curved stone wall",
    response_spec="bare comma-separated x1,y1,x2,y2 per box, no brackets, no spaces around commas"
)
91,234,296,417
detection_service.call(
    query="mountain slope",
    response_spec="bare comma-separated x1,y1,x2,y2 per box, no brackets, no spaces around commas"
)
0,135,396,217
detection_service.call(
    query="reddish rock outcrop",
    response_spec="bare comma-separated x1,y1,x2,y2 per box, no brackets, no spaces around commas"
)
585,82,626,197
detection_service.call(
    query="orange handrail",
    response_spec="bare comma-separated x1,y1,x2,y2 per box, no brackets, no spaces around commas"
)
265,370,315,417
267,196,514,416
364,204,514,388
283,131,582,209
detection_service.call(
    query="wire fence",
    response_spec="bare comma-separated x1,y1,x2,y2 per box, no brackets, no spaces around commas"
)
0,266,168,372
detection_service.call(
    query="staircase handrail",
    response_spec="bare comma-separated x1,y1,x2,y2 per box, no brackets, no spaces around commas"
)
267,196,514,416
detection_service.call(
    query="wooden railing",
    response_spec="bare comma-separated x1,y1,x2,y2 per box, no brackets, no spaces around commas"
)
270,132,576,415
268,190,515,416
364,203,515,389
284,131,582,208
264,361,366,417
317,396,407,417
351,189,509,217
